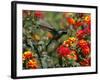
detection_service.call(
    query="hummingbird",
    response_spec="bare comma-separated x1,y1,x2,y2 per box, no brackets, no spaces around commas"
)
34,19,67,40
34,19,67,48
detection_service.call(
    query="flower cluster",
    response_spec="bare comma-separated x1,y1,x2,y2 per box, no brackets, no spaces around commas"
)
57,45,71,57
23,51,39,69
63,37,76,47
77,39,90,56
57,37,78,60
57,37,91,66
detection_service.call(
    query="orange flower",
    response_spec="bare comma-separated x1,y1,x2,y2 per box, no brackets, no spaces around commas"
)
77,39,90,56
82,46,90,56
27,59,39,69
66,50,78,61
23,51,33,60
77,39,88,47
67,17,75,25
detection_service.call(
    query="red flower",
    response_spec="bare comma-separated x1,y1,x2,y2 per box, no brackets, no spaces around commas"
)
34,11,44,19
77,39,88,48
74,21,83,29
57,45,71,57
82,46,90,56
76,30,85,39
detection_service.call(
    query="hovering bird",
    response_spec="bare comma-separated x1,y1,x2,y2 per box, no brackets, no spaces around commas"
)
34,19,67,39
33,19,67,48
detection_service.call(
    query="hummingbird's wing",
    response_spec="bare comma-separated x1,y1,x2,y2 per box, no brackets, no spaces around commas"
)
36,19,57,32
